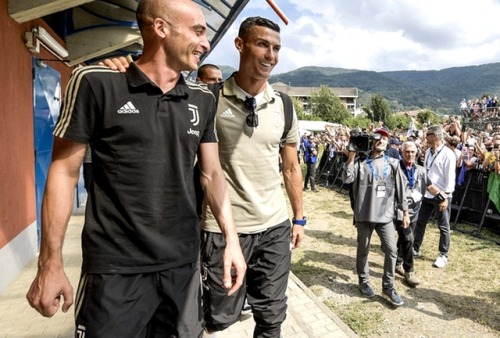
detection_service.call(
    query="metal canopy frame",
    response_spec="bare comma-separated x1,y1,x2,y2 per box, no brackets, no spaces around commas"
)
10,0,250,66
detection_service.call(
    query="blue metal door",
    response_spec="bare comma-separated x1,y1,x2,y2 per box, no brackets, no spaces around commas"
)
33,60,86,242
33,59,61,241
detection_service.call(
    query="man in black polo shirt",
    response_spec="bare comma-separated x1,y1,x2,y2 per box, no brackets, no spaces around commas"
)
26,0,245,337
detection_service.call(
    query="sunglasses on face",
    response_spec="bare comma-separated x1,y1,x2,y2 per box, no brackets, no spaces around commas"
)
244,96,258,128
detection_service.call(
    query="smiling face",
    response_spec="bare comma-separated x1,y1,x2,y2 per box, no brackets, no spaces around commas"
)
236,24,281,82
165,7,210,70
158,1,210,72
402,142,417,166
137,0,210,73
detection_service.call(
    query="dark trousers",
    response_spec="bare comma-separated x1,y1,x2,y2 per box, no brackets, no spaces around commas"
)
201,221,292,338
356,221,397,290
413,197,451,257
396,221,416,272
304,163,317,189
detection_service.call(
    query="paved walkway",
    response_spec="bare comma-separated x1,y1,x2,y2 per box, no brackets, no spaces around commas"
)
0,213,357,338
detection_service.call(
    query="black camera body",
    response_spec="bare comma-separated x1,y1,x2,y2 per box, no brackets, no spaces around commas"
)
349,129,375,153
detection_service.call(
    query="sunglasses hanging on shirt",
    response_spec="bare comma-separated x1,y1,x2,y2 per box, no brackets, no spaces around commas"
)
244,96,258,128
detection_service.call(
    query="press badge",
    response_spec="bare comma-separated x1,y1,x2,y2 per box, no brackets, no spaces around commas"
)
376,183,386,198
411,189,423,202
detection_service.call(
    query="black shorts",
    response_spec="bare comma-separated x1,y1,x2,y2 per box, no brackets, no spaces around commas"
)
75,261,202,338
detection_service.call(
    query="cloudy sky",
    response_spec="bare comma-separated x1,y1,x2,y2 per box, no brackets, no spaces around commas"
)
204,0,500,75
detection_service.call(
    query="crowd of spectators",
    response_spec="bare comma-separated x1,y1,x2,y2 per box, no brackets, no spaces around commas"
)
301,114,500,222
460,96,499,120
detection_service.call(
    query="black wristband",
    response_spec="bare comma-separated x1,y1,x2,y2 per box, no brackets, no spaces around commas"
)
434,191,447,202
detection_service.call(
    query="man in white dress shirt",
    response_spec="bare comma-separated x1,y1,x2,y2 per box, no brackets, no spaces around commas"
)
413,125,456,268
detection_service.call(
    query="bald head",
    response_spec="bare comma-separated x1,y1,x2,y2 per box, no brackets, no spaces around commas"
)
135,0,209,74
136,0,166,34
136,0,202,39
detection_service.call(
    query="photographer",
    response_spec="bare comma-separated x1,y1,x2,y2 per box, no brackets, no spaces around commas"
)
462,145,478,171
444,115,462,138
342,128,409,306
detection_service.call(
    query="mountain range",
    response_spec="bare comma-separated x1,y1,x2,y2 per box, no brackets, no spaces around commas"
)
220,63,500,115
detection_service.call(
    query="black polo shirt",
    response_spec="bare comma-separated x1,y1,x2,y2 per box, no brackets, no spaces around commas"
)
54,64,217,273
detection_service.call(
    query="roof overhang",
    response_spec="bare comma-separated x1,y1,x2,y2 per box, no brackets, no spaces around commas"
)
10,0,250,66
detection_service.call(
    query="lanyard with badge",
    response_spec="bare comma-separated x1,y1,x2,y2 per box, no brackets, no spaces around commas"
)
425,146,444,172
406,164,423,202
366,155,389,198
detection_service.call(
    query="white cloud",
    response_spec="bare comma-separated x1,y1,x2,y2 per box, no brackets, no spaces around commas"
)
205,0,500,74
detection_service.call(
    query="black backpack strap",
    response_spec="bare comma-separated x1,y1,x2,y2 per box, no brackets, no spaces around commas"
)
275,90,294,149
207,82,222,108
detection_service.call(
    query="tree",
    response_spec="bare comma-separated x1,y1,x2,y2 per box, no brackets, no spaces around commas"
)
370,94,393,125
344,115,372,129
309,85,351,124
386,113,411,131
292,96,306,120
361,105,374,122
416,109,441,126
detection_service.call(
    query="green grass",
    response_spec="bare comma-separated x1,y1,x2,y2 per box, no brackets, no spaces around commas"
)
327,301,384,336
289,187,500,336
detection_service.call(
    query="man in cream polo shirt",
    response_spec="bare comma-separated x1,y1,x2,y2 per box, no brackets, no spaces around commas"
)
201,17,305,338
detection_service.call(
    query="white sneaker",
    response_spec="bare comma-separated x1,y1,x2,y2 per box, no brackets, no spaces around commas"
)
433,255,448,268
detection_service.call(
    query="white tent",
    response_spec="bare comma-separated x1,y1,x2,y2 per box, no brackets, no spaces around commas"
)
298,120,342,136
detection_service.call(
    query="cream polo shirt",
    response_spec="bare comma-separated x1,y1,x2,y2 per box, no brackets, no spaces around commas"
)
202,75,300,233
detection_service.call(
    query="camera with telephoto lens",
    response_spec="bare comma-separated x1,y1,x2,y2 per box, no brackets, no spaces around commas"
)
348,128,376,153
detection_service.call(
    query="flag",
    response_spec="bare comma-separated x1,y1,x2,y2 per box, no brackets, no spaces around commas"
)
487,173,500,212
406,117,415,138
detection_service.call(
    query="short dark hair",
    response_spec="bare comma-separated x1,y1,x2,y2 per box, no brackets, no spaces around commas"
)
446,135,460,147
238,17,280,38
197,64,220,78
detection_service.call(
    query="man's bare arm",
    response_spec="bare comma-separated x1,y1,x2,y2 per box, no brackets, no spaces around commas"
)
26,138,86,317
198,142,246,296
281,143,305,249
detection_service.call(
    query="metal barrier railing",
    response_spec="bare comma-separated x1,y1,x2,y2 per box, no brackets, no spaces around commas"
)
451,169,500,237
314,153,499,237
